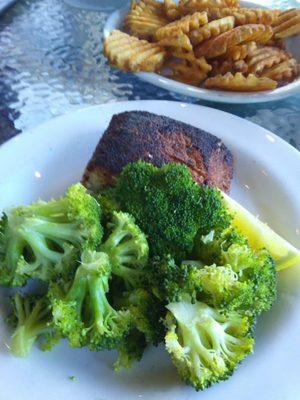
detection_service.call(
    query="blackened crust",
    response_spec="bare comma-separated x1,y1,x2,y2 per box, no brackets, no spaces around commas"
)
82,111,233,193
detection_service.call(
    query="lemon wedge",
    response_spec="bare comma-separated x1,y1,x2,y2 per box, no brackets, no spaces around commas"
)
221,191,300,271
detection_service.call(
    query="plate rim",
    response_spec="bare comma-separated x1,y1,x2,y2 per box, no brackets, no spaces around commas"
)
1,100,299,159
103,1,300,104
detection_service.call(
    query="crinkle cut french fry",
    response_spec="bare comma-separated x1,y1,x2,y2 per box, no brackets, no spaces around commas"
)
204,72,277,91
104,30,168,72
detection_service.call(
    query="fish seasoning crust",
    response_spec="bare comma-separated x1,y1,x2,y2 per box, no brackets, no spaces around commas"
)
82,111,233,193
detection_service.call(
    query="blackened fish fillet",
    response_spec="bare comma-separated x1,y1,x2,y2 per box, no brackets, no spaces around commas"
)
82,111,233,193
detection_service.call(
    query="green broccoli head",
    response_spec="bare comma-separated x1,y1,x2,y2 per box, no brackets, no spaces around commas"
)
148,255,270,318
197,186,232,236
165,298,254,391
192,264,240,304
221,244,277,315
96,187,120,226
114,328,147,371
189,264,255,316
147,256,195,303
117,288,166,346
50,249,130,350
0,184,102,286
100,211,149,289
129,288,166,345
8,293,58,357
194,226,248,266
115,161,231,261
147,256,241,306
193,224,276,316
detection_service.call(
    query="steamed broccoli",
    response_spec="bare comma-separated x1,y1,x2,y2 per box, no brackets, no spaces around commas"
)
115,161,231,261
147,257,250,317
149,248,275,318
118,288,165,345
113,288,166,370
147,256,195,303
114,328,147,371
193,225,277,315
100,211,149,289
221,244,277,315
50,250,130,350
165,297,254,391
0,184,102,286
0,159,278,392
193,226,247,265
8,293,58,357
96,188,120,226
187,264,256,316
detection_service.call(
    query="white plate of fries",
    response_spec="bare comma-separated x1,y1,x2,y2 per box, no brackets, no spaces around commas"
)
103,0,300,103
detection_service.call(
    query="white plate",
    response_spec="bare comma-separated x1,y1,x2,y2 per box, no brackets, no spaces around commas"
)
0,100,300,400
103,1,300,104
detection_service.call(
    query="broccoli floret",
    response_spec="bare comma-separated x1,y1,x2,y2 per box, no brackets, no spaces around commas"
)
127,289,166,345
115,161,231,261
114,328,147,371
147,256,241,305
148,256,194,303
189,264,255,315
116,288,165,345
100,211,149,289
194,227,247,265
147,257,253,316
96,188,120,227
8,293,57,357
198,186,232,236
39,327,62,352
165,297,254,391
192,264,240,304
221,244,277,315
193,226,276,316
50,249,130,350
148,245,275,318
0,184,102,287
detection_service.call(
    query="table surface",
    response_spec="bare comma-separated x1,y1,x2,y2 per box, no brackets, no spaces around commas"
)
0,0,299,149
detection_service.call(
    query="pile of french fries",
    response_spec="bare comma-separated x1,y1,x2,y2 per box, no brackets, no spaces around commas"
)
103,0,300,92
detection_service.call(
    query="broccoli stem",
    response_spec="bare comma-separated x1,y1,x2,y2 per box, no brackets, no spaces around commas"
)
105,228,128,248
113,265,143,287
26,199,69,221
20,231,62,263
11,295,51,358
6,237,25,268
23,220,80,244
88,275,114,334
65,273,88,316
